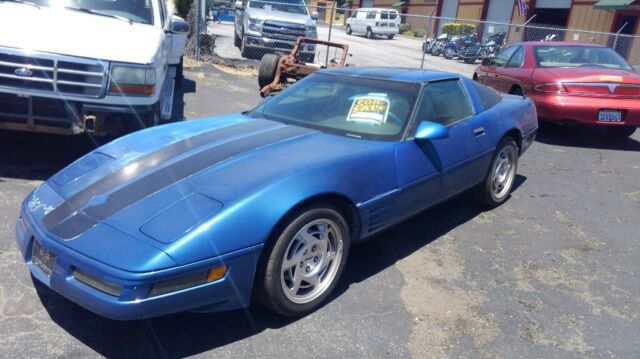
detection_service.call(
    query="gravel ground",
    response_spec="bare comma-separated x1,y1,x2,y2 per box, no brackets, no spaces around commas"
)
1,61,639,358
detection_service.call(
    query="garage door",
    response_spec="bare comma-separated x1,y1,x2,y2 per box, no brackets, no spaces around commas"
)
439,0,458,33
484,0,512,37
536,0,571,8
361,0,373,8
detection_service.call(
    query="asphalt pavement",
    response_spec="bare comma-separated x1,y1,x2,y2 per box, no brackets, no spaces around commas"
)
1,53,640,358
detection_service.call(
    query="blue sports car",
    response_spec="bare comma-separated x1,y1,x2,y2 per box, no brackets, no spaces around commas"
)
16,68,537,319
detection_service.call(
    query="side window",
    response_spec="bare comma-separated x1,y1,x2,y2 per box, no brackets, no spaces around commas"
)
493,46,518,67
367,11,376,19
350,11,357,18
472,81,502,110
381,11,389,20
506,47,524,68
414,80,473,128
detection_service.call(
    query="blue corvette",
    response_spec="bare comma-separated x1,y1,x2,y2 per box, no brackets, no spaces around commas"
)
16,68,537,319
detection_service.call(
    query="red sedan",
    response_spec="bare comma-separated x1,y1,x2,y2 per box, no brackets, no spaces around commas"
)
474,42,640,139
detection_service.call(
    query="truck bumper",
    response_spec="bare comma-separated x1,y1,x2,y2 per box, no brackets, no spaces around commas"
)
0,92,155,135
244,35,316,56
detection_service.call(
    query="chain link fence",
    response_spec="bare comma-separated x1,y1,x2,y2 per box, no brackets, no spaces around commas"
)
186,0,640,69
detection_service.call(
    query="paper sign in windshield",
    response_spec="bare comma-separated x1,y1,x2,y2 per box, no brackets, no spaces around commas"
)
347,95,390,125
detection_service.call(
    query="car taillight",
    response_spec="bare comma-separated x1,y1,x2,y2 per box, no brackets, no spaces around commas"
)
534,83,566,93
613,85,640,96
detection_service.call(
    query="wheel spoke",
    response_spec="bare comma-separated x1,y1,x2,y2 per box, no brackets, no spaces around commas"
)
306,273,320,288
289,268,303,294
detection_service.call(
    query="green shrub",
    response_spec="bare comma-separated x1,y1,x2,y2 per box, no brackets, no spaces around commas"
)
441,22,477,36
398,23,412,33
414,29,426,38
174,0,193,18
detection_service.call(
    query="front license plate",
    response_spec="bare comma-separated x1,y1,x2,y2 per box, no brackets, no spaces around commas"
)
32,240,56,277
598,110,623,123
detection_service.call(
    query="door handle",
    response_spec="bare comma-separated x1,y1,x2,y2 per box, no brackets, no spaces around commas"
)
473,127,485,136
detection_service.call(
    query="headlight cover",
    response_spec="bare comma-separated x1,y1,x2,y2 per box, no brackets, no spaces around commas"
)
248,18,263,32
109,64,156,95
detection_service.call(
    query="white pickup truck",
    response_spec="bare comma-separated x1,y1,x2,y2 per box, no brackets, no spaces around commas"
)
0,0,189,135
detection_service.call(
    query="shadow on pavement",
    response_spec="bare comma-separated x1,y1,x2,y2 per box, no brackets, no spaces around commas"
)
34,175,526,359
535,123,640,152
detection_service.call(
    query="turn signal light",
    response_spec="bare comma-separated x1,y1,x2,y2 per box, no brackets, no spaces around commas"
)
148,264,228,297
108,84,155,96
207,265,227,282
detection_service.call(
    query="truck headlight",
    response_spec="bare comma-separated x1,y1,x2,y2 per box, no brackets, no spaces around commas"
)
108,65,156,96
306,26,317,38
248,18,263,32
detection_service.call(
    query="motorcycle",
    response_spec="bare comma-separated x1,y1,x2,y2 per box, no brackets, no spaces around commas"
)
460,32,506,64
442,34,477,59
422,33,448,54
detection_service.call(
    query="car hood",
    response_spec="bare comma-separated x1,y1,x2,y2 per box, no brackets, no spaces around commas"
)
245,7,314,26
534,67,640,84
40,115,393,265
0,3,162,64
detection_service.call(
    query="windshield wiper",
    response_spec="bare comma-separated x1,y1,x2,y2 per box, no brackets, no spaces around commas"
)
65,7,133,24
1,0,40,8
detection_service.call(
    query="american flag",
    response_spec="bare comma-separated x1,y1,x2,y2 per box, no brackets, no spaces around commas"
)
518,0,529,17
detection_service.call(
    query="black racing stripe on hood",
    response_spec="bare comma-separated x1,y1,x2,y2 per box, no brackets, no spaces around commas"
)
43,124,313,239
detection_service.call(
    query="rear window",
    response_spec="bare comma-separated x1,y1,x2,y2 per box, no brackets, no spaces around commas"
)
534,46,632,70
472,81,502,111
390,11,397,20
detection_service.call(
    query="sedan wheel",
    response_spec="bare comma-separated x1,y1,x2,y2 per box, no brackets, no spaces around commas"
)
474,138,518,207
255,205,350,316
281,218,344,304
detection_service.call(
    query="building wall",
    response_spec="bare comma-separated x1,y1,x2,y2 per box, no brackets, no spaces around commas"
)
456,0,483,20
567,1,615,33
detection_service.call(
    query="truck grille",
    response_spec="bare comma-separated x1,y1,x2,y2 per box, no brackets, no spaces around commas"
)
262,21,307,43
0,47,107,98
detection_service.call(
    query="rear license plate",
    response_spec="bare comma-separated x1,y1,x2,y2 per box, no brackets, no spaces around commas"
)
598,110,623,123
32,240,56,277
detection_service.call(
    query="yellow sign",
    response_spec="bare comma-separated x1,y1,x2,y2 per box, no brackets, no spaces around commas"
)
347,95,390,125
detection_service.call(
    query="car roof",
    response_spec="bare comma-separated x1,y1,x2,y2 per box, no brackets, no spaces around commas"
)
513,41,607,48
317,67,459,83
357,8,399,12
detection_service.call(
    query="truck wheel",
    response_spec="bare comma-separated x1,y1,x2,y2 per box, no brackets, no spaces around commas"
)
240,35,252,58
176,56,184,86
346,25,352,35
234,31,241,47
258,53,281,89
387,34,394,40
366,27,374,39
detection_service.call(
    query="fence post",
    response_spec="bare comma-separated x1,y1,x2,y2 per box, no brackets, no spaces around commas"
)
420,16,431,69
613,22,628,53
521,14,536,42
195,0,201,60
325,2,336,65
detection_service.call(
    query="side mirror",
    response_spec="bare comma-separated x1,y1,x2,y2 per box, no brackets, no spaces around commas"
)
482,58,493,66
234,0,243,9
169,17,189,34
415,121,449,141
311,11,319,20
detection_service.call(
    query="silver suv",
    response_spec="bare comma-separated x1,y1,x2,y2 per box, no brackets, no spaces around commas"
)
234,0,318,61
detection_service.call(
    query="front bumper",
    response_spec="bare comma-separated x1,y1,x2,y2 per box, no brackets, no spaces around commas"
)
0,92,155,135
530,92,640,126
15,204,262,320
244,35,316,55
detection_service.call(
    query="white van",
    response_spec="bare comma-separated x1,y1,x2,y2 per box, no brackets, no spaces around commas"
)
346,8,400,39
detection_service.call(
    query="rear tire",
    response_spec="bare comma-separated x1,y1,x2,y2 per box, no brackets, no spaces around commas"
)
366,27,374,39
510,86,524,96
608,126,637,139
474,137,519,207
254,205,351,317
387,34,394,40
258,53,281,89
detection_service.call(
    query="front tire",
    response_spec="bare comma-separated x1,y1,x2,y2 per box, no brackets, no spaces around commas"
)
255,205,351,317
444,48,454,59
346,25,352,35
474,138,518,207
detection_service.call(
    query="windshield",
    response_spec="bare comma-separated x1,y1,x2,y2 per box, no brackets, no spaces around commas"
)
25,0,155,24
250,73,420,141
249,0,307,15
534,46,632,70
